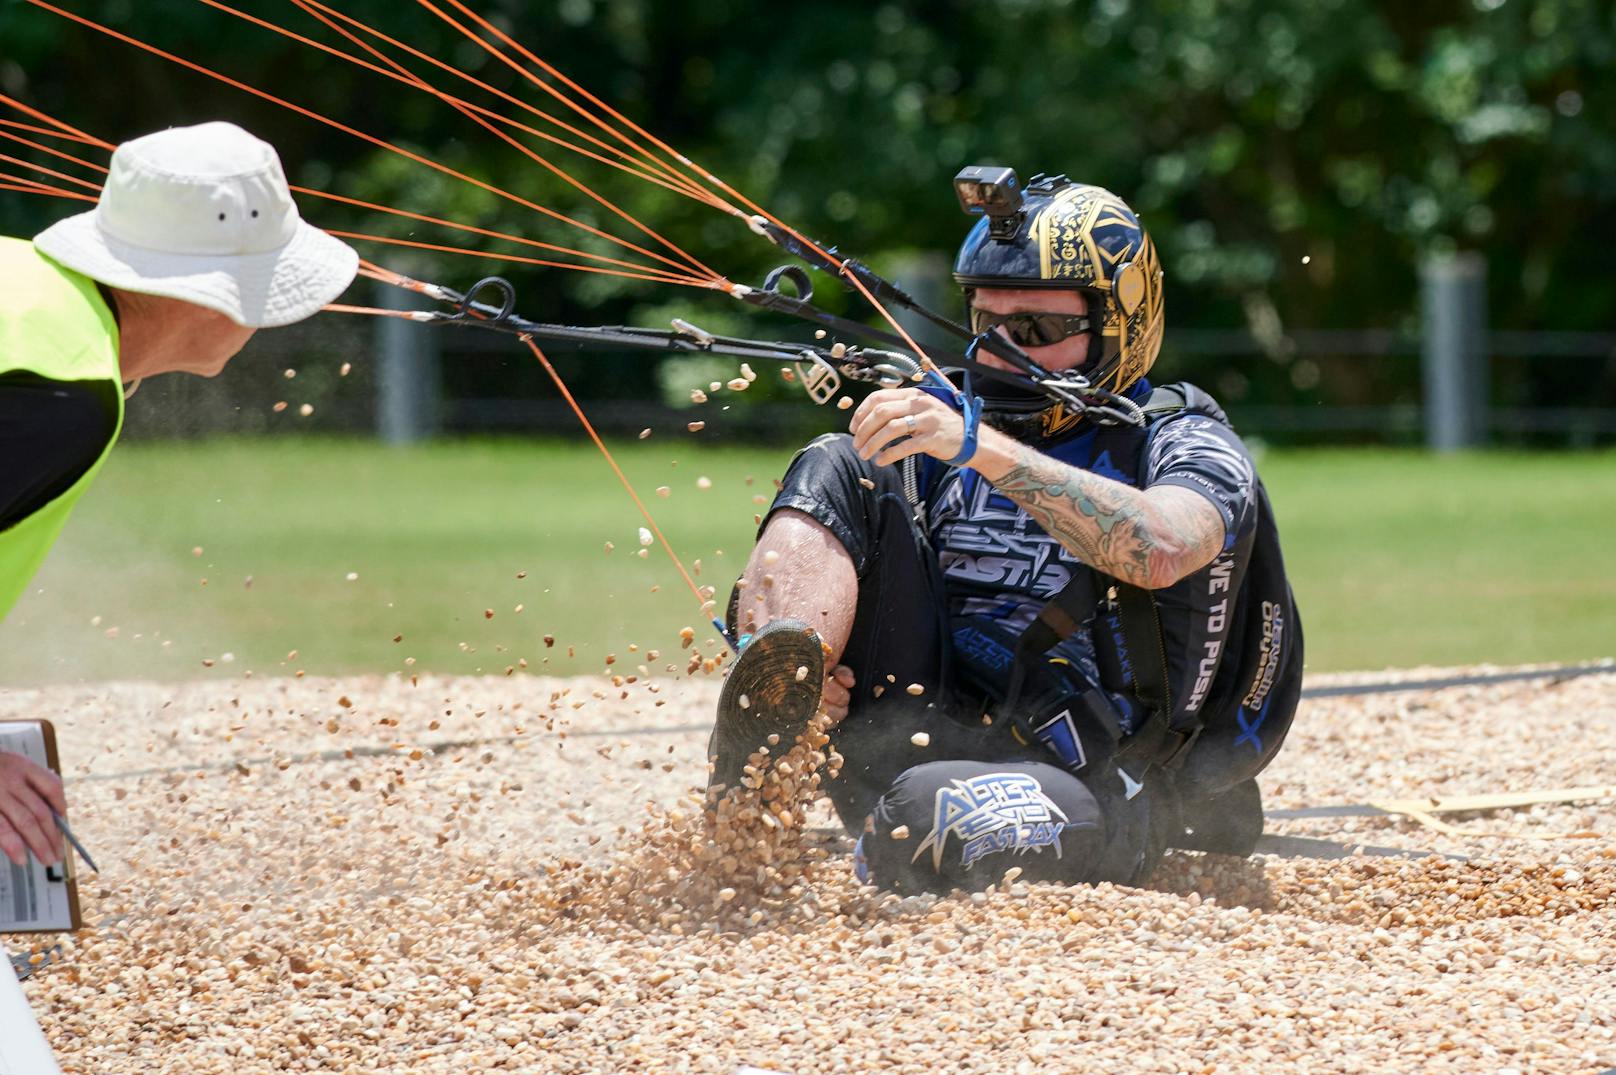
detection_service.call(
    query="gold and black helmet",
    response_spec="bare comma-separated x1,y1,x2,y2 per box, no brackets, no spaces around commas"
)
952,167,1165,397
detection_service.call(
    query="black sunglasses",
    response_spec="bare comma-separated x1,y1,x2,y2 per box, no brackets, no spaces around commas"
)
968,308,1094,348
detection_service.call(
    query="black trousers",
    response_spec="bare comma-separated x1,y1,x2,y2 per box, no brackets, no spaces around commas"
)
859,760,1107,894
742,434,1167,891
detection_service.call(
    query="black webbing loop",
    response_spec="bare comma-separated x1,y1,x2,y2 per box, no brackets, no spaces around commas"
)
1114,581,1171,716
1011,575,1195,771
1000,570,1098,717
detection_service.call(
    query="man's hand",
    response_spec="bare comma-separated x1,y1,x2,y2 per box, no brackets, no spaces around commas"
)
0,751,66,867
822,665,857,725
849,388,971,468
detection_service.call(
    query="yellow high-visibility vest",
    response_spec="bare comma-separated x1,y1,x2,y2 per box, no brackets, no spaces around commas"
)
0,237,123,619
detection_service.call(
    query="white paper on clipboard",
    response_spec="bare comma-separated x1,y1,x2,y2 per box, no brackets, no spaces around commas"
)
0,724,74,934
0,955,63,1074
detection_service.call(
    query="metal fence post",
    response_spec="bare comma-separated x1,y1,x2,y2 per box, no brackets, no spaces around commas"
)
376,281,441,444
1420,252,1489,451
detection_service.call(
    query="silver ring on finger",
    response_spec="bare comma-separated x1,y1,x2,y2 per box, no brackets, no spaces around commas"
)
905,414,917,434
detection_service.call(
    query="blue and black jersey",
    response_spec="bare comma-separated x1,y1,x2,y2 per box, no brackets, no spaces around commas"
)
927,381,1264,722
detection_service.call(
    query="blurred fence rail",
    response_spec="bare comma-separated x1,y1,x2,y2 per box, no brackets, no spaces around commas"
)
122,320,1616,446
121,256,1615,447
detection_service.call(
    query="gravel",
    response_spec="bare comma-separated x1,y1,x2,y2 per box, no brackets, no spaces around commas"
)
5,664,1614,1073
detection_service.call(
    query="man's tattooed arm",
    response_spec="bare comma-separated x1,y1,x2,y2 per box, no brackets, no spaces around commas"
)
976,440,1226,589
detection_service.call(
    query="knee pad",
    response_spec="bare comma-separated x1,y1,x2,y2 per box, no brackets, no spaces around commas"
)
857,760,1105,893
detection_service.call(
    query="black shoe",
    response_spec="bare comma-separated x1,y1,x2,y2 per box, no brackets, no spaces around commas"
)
1168,777,1264,856
1090,766,1178,886
707,619,824,796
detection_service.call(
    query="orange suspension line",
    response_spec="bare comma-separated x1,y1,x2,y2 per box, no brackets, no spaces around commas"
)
520,336,715,620
8,14,934,374
0,96,645,281
0,129,109,175
0,92,685,288
412,0,741,217
352,259,456,301
25,0,718,283
327,229,720,289
318,293,719,626
323,279,718,623
7,10,890,358
356,259,426,291
0,117,103,147
0,150,103,193
0,174,96,203
0,91,113,151
284,0,726,285
0,93,115,150
297,187,701,282
322,303,431,320
289,0,726,211
410,1,940,371
189,0,718,208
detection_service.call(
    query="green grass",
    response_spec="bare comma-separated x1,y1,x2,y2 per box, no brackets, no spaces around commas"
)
1,439,1611,684
1256,448,1616,672
0,438,798,685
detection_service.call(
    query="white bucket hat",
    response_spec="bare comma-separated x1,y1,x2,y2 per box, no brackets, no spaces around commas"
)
34,121,357,328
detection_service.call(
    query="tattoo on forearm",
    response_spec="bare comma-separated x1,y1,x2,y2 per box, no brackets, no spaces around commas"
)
992,447,1222,587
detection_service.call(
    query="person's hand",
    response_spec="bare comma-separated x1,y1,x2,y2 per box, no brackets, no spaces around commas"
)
849,388,970,467
822,665,857,725
0,751,66,867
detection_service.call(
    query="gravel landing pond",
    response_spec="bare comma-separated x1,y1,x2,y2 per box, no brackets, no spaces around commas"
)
7,665,1614,1073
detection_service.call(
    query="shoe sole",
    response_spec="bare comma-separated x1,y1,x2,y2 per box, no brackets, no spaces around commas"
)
707,619,824,795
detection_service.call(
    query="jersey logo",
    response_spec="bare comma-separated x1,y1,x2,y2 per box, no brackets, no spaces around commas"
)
935,476,1075,593
913,772,1069,871
1029,708,1088,773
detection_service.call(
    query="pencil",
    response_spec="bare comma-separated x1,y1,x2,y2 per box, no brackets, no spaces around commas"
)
49,810,98,875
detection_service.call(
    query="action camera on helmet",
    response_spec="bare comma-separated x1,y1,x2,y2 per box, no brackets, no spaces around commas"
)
953,165,1025,240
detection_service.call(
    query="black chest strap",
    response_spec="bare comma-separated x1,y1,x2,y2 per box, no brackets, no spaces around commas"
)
1106,581,1198,769
1001,382,1203,771
1007,572,1196,771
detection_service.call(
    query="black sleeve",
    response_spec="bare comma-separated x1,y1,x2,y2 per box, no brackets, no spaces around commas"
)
1142,412,1259,553
0,371,120,530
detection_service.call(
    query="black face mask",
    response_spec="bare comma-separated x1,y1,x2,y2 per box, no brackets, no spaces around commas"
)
976,378,1049,413
968,308,1094,348
972,376,1064,443
980,406,1056,442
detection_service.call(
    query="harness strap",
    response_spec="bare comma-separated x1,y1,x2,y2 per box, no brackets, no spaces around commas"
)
1002,383,1202,770
1002,569,1099,714
1109,581,1198,769
1114,582,1170,714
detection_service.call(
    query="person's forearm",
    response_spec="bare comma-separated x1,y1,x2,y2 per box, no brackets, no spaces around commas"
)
968,427,1220,589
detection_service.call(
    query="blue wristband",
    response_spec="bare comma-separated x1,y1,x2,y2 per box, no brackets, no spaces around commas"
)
945,391,983,466
920,369,984,467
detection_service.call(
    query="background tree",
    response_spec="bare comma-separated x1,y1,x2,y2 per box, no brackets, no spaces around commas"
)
2,0,1611,435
